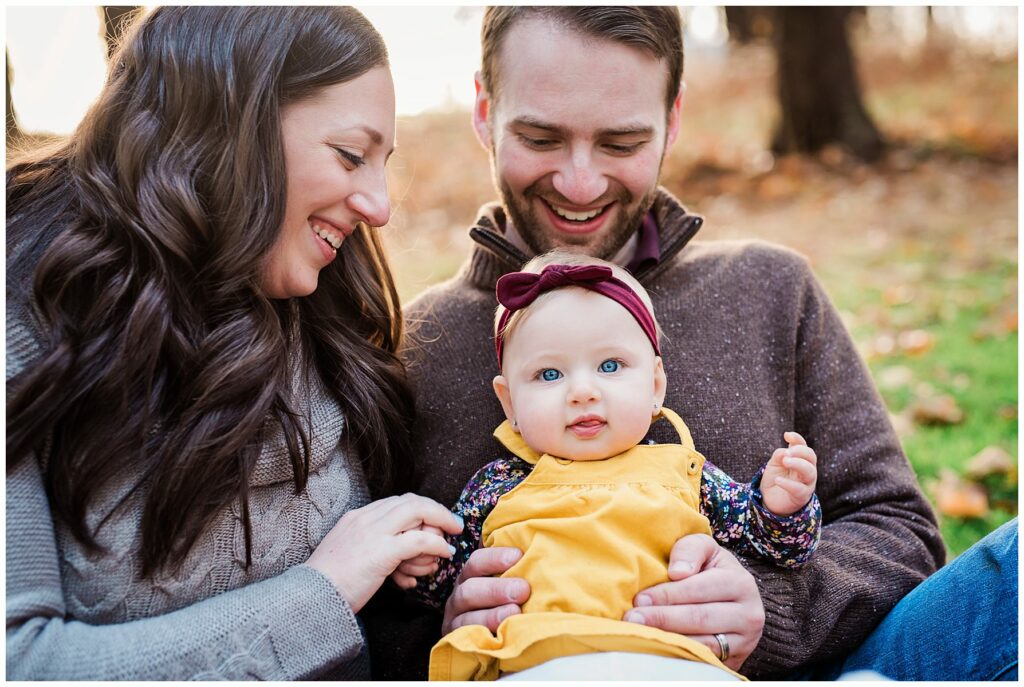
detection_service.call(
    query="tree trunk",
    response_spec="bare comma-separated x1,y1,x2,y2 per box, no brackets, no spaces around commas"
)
6,49,19,146
771,7,885,161
101,6,140,58
724,7,772,44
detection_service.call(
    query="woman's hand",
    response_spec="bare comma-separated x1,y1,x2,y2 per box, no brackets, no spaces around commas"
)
305,493,462,613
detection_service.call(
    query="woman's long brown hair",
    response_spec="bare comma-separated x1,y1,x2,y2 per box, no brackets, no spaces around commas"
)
6,6,414,575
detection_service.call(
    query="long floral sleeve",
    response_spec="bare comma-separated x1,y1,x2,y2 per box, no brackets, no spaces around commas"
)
410,456,531,610
701,460,821,568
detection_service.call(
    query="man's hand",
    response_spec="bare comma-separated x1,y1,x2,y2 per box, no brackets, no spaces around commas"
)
441,546,530,634
624,533,765,671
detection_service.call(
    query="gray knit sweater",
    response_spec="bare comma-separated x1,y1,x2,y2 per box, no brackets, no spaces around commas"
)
363,188,946,679
6,297,370,679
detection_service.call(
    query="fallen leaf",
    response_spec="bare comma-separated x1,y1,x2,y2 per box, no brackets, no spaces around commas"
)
1001,310,1017,334
932,469,989,518
964,446,1016,480
878,365,914,390
909,394,965,425
998,405,1017,421
897,329,936,355
882,285,915,306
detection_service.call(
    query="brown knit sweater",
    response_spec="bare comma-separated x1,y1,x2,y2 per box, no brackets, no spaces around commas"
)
362,188,944,679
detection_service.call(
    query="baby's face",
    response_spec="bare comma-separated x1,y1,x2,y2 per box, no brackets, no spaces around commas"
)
495,288,666,461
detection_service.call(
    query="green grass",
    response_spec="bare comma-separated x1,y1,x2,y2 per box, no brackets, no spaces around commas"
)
820,243,1017,557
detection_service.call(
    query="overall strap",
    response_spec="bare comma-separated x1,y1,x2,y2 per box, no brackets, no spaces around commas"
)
656,407,696,450
493,420,543,465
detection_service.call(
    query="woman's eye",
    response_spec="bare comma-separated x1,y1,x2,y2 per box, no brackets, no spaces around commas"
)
332,146,366,168
599,359,620,373
540,369,562,381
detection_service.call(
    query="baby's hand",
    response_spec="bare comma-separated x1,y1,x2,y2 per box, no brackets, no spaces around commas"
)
389,524,453,589
760,431,817,516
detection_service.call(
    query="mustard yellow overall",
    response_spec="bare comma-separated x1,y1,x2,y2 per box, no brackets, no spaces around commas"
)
429,408,744,681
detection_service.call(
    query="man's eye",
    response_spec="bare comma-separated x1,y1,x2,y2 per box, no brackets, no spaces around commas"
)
599,359,620,373
518,134,557,150
540,368,562,381
604,142,644,155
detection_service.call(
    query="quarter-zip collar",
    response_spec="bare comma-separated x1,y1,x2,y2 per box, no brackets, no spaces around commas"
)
460,187,704,290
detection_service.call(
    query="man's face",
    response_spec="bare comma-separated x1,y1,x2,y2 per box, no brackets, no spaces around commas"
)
474,17,681,260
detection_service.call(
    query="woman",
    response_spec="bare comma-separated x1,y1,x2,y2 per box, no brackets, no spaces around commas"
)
6,6,458,679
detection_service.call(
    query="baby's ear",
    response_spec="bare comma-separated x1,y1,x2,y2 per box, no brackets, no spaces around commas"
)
492,375,518,431
653,357,667,412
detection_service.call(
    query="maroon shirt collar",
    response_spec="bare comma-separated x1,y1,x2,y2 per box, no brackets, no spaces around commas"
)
625,211,661,275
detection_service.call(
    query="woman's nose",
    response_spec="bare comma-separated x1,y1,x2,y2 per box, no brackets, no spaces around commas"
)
349,173,391,228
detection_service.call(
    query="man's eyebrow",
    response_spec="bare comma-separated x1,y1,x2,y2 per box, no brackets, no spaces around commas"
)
596,125,655,137
509,116,654,139
509,116,564,134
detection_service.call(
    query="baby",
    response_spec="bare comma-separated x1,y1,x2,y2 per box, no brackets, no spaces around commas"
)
411,251,821,681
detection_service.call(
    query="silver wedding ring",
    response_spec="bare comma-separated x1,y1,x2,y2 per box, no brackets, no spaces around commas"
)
713,632,730,662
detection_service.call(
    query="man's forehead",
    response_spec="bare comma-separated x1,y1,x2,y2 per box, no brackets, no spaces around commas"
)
495,16,669,93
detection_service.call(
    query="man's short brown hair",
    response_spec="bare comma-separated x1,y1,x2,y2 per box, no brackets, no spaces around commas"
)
480,6,684,113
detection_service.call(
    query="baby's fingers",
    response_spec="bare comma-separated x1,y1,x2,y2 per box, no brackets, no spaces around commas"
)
766,447,788,469
786,443,817,465
773,476,813,501
390,570,418,590
397,558,440,578
783,431,807,448
781,455,817,484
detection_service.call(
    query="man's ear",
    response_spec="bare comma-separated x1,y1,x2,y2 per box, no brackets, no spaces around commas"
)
652,356,667,414
492,374,518,430
472,71,493,150
665,82,684,149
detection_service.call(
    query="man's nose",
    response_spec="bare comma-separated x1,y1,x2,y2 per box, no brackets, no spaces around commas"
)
552,146,608,206
348,171,391,228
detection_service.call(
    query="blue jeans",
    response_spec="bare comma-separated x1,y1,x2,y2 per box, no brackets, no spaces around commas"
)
834,518,1018,681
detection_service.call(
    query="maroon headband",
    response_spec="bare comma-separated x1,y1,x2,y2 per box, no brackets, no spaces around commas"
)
494,263,661,365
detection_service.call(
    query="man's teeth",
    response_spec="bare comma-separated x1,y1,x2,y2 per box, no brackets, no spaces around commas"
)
551,204,603,222
312,222,342,249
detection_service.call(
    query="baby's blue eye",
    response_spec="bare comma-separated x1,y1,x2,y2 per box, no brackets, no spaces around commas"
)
541,369,562,381
599,359,620,373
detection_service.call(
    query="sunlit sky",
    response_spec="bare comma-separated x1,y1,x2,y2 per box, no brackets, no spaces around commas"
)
5,5,1018,136
4,5,728,134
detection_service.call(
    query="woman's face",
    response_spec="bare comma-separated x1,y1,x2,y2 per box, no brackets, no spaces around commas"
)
263,66,396,299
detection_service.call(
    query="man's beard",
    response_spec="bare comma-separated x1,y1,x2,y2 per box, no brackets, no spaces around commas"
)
496,176,658,261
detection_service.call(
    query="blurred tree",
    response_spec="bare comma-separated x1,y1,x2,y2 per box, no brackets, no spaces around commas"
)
7,49,19,145
770,7,885,161
101,6,140,58
723,7,773,44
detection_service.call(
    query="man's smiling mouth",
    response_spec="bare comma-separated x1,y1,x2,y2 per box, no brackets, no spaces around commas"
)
545,200,610,223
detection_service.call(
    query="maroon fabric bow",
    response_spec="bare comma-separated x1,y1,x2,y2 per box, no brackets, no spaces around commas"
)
494,264,661,365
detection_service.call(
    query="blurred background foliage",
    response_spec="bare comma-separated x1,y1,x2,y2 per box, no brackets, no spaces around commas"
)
6,6,1017,557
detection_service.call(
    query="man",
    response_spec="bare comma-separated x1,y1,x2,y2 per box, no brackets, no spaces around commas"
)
363,7,945,679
